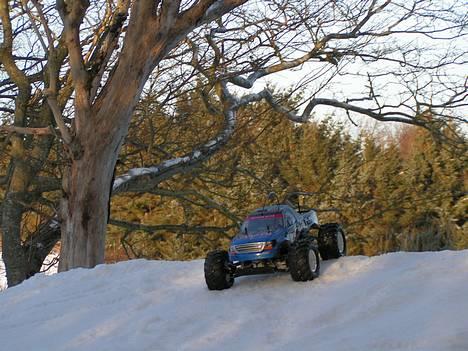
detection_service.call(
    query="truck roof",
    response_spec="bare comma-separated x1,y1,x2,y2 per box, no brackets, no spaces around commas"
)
250,204,295,215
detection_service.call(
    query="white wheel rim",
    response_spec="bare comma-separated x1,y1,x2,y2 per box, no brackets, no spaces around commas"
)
308,249,317,272
337,231,345,254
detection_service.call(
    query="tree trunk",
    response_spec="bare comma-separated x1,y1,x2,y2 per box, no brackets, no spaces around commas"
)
56,0,248,271
23,221,61,277
57,16,161,271
58,134,121,271
1,192,28,286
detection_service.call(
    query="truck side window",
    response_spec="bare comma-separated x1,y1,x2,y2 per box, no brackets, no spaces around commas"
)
286,214,294,227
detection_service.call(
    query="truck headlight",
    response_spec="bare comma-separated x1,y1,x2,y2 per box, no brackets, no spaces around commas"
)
263,241,274,251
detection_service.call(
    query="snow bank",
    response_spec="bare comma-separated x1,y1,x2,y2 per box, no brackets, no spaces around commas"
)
0,252,6,291
1,250,467,351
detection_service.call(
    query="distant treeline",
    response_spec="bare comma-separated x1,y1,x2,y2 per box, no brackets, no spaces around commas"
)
107,93,467,260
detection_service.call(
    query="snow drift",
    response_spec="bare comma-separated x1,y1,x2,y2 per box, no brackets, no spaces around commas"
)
0,250,467,351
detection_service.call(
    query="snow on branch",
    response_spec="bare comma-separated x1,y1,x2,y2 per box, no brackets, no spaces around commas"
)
200,0,248,24
112,108,236,194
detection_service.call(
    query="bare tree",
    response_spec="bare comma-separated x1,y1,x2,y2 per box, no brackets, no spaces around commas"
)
1,0,248,285
0,0,466,286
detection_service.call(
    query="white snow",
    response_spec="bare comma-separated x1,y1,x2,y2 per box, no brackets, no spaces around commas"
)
1,250,467,351
112,155,198,191
161,156,190,168
112,166,160,190
0,253,5,291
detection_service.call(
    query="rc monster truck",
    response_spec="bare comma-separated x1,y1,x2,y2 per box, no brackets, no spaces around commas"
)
204,196,346,290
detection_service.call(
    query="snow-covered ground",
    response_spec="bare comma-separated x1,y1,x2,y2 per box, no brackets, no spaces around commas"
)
0,250,467,351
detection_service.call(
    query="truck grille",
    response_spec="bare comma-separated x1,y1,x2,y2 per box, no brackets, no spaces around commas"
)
234,242,265,253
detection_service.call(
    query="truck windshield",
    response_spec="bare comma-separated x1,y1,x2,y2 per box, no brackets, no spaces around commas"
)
242,214,284,235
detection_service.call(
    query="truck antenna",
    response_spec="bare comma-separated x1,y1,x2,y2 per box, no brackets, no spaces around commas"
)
268,192,279,204
267,192,280,212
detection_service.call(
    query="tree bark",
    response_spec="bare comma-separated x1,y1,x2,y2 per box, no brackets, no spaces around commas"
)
58,129,122,271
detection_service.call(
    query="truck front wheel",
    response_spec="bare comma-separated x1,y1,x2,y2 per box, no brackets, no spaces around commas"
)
288,239,320,281
204,250,234,290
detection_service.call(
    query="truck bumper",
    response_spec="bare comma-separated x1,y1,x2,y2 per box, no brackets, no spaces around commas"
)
229,250,277,263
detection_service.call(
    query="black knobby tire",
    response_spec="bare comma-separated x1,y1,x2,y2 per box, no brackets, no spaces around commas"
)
288,239,320,282
204,250,234,290
318,223,346,260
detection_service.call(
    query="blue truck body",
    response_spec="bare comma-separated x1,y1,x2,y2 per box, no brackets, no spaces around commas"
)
228,229,285,262
228,204,319,266
204,200,346,289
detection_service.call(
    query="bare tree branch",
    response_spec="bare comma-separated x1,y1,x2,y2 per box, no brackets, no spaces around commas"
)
0,125,54,136
109,218,235,236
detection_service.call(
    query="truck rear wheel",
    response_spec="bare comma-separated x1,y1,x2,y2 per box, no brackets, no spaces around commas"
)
318,223,346,260
288,239,320,281
204,250,234,290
